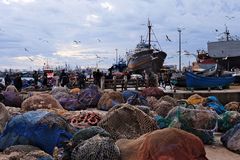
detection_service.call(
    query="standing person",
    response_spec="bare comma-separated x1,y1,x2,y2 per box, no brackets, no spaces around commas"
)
14,73,22,92
94,69,102,87
78,71,86,89
32,71,39,89
4,73,12,87
42,72,48,88
59,69,69,87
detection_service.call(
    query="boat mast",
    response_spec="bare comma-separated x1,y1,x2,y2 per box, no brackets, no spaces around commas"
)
224,25,230,41
148,19,151,49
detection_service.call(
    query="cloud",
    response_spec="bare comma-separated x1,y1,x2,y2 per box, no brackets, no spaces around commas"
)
1,0,35,5
101,2,113,11
0,0,240,70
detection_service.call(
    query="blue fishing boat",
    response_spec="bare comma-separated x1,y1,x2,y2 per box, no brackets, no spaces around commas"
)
185,71,235,89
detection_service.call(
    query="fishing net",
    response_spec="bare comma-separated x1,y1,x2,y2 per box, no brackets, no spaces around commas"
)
5,85,18,93
0,110,75,155
166,106,218,144
218,111,240,132
187,94,205,105
2,91,23,108
122,90,140,102
97,91,124,111
127,93,148,106
116,128,207,160
51,86,69,95
221,123,240,154
141,87,164,99
135,105,150,114
71,135,120,160
70,88,81,95
5,106,21,117
62,126,112,159
204,96,226,114
52,92,72,100
1,145,53,160
21,94,63,111
146,96,158,110
154,100,176,117
0,103,10,133
78,85,102,108
225,101,240,112
159,95,177,106
58,97,83,111
98,104,157,140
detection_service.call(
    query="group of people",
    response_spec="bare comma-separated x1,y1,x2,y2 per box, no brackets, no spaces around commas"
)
4,73,23,91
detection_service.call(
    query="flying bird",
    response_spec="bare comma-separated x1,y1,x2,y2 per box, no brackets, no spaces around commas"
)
166,35,172,42
226,16,235,20
73,40,81,44
27,57,34,62
95,54,100,59
24,48,29,52
215,29,218,32
97,39,101,43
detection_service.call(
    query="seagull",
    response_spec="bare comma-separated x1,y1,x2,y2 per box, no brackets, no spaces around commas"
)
73,40,81,44
226,16,235,20
27,57,34,62
24,48,29,52
95,54,100,59
166,35,172,42
97,39,101,43
215,29,218,32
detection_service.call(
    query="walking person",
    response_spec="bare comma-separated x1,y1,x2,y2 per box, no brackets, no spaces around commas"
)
14,73,22,92
32,70,39,89
59,69,69,87
4,73,12,87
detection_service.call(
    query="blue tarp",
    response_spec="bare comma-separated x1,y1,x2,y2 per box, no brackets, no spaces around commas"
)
205,96,226,114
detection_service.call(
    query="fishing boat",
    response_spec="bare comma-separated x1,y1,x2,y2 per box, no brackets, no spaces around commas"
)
206,26,240,70
185,71,235,89
127,20,167,73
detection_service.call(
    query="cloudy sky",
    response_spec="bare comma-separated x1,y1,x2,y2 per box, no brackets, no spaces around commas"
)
0,0,239,70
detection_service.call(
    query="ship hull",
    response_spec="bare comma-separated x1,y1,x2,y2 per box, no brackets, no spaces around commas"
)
127,50,167,73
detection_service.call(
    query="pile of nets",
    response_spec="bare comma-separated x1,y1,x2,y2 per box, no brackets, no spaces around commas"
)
126,93,148,106
1,91,23,108
187,94,205,105
70,88,81,95
63,126,120,160
221,123,240,154
122,90,140,102
116,128,207,160
0,103,10,133
141,87,164,99
5,85,18,93
21,94,63,111
69,111,102,129
166,106,218,144
78,85,102,108
218,111,240,132
204,96,226,114
147,95,177,117
0,110,75,155
0,145,53,160
97,91,124,111
51,86,69,95
225,101,240,112
98,104,157,139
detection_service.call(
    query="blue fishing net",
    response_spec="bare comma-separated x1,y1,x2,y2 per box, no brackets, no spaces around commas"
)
0,111,75,155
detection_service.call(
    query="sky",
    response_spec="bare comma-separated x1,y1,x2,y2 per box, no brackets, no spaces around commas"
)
0,0,239,70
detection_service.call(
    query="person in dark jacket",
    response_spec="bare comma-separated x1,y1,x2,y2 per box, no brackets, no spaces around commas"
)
59,70,69,87
14,73,22,92
78,71,86,89
42,72,48,87
4,73,12,86
32,71,39,89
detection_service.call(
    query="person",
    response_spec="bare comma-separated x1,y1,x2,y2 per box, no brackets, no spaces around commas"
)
59,69,69,87
78,71,86,89
14,73,22,92
42,72,48,87
4,73,12,86
93,69,102,87
32,71,39,89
